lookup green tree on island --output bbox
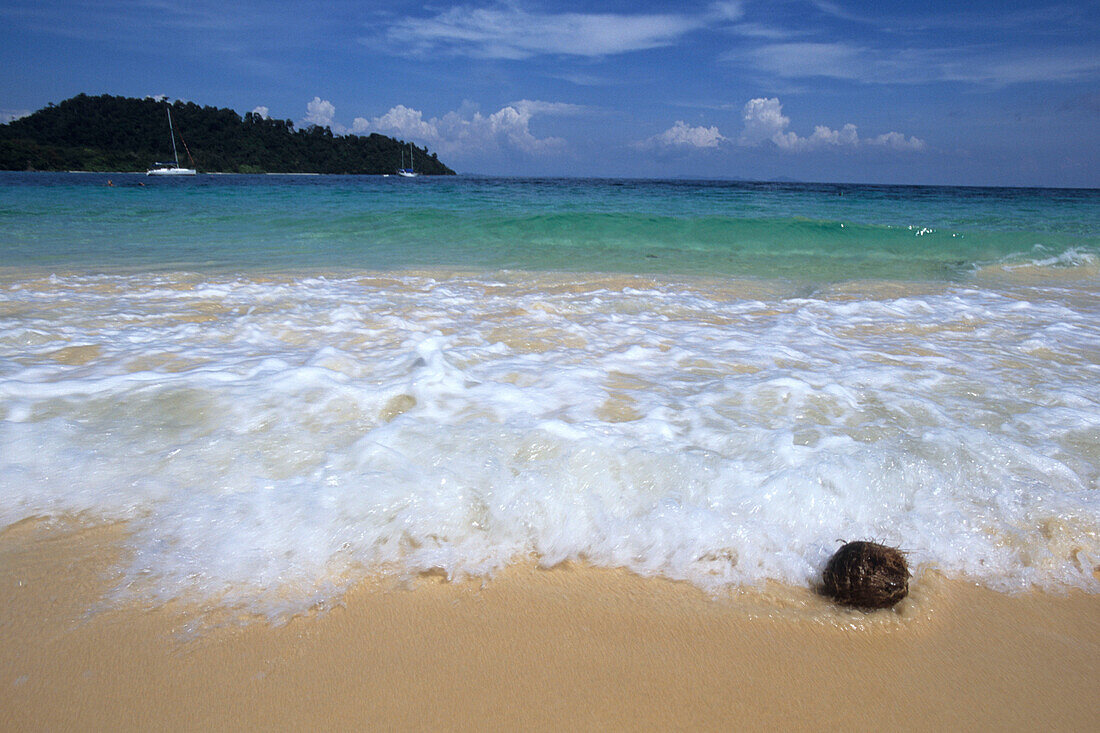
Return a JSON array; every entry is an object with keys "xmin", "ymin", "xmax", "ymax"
[{"xmin": 0, "ymin": 94, "xmax": 456, "ymax": 175}]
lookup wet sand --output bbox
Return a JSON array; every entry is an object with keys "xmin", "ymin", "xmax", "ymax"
[{"xmin": 1, "ymin": 520, "xmax": 1098, "ymax": 731}]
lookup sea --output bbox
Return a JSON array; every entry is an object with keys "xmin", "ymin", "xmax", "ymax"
[{"xmin": 2, "ymin": 172, "xmax": 1098, "ymax": 620}]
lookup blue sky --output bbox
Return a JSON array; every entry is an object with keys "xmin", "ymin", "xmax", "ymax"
[{"xmin": 1, "ymin": 0, "xmax": 1098, "ymax": 186}]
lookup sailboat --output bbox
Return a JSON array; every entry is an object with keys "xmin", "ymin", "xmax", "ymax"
[
  {"xmin": 147, "ymin": 104, "xmax": 196, "ymax": 176},
  {"xmin": 396, "ymin": 143, "xmax": 419, "ymax": 178}
]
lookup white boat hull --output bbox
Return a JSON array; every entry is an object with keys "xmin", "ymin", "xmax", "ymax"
[{"xmin": 147, "ymin": 167, "xmax": 197, "ymax": 176}]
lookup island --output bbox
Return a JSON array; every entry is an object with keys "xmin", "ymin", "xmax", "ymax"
[{"xmin": 0, "ymin": 94, "xmax": 456, "ymax": 175}]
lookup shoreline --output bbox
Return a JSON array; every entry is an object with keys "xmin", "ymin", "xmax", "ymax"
[{"xmin": 2, "ymin": 521, "xmax": 1097, "ymax": 730}]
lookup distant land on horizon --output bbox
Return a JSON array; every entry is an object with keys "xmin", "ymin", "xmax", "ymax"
[{"xmin": 0, "ymin": 94, "xmax": 456, "ymax": 175}]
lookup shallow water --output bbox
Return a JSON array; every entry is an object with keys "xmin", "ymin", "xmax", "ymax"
[
  {"xmin": 1, "ymin": 173, "xmax": 1098, "ymax": 619},
  {"xmin": 3, "ymin": 173, "xmax": 1097, "ymax": 280}
]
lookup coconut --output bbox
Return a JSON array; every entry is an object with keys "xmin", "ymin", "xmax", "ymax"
[{"xmin": 821, "ymin": 541, "xmax": 910, "ymax": 610}]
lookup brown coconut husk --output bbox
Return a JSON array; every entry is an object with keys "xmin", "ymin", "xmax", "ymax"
[{"xmin": 821, "ymin": 540, "xmax": 910, "ymax": 610}]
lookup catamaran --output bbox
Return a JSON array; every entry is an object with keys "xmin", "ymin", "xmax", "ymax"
[
  {"xmin": 396, "ymin": 144, "xmax": 418, "ymax": 178},
  {"xmin": 147, "ymin": 104, "xmax": 196, "ymax": 176}
]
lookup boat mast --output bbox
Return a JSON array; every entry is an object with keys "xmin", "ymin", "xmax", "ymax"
[{"xmin": 166, "ymin": 106, "xmax": 180, "ymax": 167}]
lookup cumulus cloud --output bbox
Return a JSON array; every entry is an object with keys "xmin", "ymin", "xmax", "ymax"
[
  {"xmin": 739, "ymin": 97, "xmax": 791, "ymax": 146},
  {"xmin": 359, "ymin": 99, "xmax": 585, "ymax": 156},
  {"xmin": 302, "ymin": 97, "xmax": 338, "ymax": 129},
  {"xmin": 638, "ymin": 97, "xmax": 923, "ymax": 154},
  {"xmin": 865, "ymin": 131, "xmax": 927, "ymax": 151},
  {"xmin": 375, "ymin": 2, "xmax": 743, "ymax": 59},
  {"xmin": 355, "ymin": 104, "xmax": 436, "ymax": 139},
  {"xmin": 641, "ymin": 120, "xmax": 727, "ymax": 149},
  {"xmin": 251, "ymin": 106, "xmax": 270, "ymax": 120},
  {"xmin": 739, "ymin": 97, "xmax": 925, "ymax": 152}
]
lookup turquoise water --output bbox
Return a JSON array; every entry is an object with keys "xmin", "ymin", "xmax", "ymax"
[
  {"xmin": 2, "ymin": 172, "xmax": 1098, "ymax": 621},
  {"xmin": 3, "ymin": 173, "xmax": 1097, "ymax": 280}
]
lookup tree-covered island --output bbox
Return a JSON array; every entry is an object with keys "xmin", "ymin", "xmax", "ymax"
[{"xmin": 0, "ymin": 94, "xmax": 456, "ymax": 175}]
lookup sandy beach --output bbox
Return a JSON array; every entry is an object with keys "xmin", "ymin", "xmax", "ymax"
[
  {"xmin": 3, "ymin": 178, "xmax": 1099, "ymax": 733},
  {"xmin": 2, "ymin": 519, "xmax": 1097, "ymax": 731}
]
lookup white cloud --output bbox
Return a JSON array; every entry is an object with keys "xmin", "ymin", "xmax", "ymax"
[
  {"xmin": 810, "ymin": 1, "xmax": 875, "ymax": 24},
  {"xmin": 739, "ymin": 97, "xmax": 791, "ymax": 146},
  {"xmin": 733, "ymin": 42, "xmax": 1100, "ymax": 87},
  {"xmin": 865, "ymin": 131, "xmax": 926, "ymax": 151},
  {"xmin": 805, "ymin": 123, "xmax": 861, "ymax": 147},
  {"xmin": 739, "ymin": 97, "xmax": 925, "ymax": 152},
  {"xmin": 1, "ymin": 108, "xmax": 31, "ymax": 124},
  {"xmin": 711, "ymin": 2, "xmax": 745, "ymax": 22},
  {"xmin": 302, "ymin": 97, "xmax": 337, "ymax": 129},
  {"xmin": 377, "ymin": 4, "xmax": 712, "ymax": 59},
  {"xmin": 937, "ymin": 48, "xmax": 1100, "ymax": 86},
  {"xmin": 355, "ymin": 104, "xmax": 436, "ymax": 139},
  {"xmin": 251, "ymin": 105, "xmax": 270, "ymax": 120},
  {"xmin": 641, "ymin": 120, "xmax": 727, "ymax": 149},
  {"xmin": 510, "ymin": 99, "xmax": 587, "ymax": 117},
  {"xmin": 551, "ymin": 71, "xmax": 616, "ymax": 87},
  {"xmin": 361, "ymin": 99, "xmax": 583, "ymax": 156},
  {"xmin": 727, "ymin": 22, "xmax": 796, "ymax": 40},
  {"xmin": 741, "ymin": 43, "xmax": 866, "ymax": 81},
  {"xmin": 638, "ymin": 98, "xmax": 924, "ymax": 154}
]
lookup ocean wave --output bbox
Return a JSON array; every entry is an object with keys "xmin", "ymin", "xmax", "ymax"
[
  {"xmin": 972, "ymin": 244, "xmax": 1100, "ymax": 283},
  {"xmin": 1000, "ymin": 245, "xmax": 1098, "ymax": 269},
  {"xmin": 2, "ymin": 272, "xmax": 1098, "ymax": 620}
]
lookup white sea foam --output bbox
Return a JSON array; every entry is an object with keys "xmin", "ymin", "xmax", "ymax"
[
  {"xmin": 975, "ymin": 245, "xmax": 1100, "ymax": 283},
  {"xmin": 1, "ymin": 272, "xmax": 1098, "ymax": 619},
  {"xmin": 1013, "ymin": 245, "xmax": 1097, "ymax": 269}
]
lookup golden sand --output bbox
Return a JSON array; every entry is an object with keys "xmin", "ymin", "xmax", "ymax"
[{"xmin": 1, "ymin": 520, "xmax": 1097, "ymax": 731}]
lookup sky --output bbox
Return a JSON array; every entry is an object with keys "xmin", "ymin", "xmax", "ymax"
[{"xmin": 1, "ymin": 0, "xmax": 1098, "ymax": 186}]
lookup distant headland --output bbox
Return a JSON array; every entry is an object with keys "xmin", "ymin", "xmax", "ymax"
[{"xmin": 0, "ymin": 94, "xmax": 456, "ymax": 175}]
